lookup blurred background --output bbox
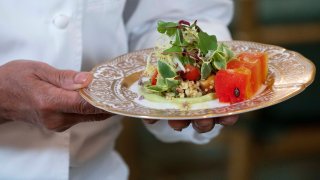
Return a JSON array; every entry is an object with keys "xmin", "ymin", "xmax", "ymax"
[{"xmin": 117, "ymin": 0, "xmax": 320, "ymax": 179}]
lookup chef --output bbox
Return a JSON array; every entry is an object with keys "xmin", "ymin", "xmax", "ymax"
[{"xmin": 0, "ymin": 0, "xmax": 237, "ymax": 179}]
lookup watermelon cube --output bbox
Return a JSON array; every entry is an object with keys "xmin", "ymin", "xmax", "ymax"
[
  {"xmin": 215, "ymin": 67, "xmax": 252, "ymax": 103},
  {"xmin": 227, "ymin": 58, "xmax": 262, "ymax": 93},
  {"xmin": 237, "ymin": 52, "xmax": 268, "ymax": 83}
]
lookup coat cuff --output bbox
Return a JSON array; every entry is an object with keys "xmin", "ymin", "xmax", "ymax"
[{"xmin": 144, "ymin": 120, "xmax": 223, "ymax": 145}]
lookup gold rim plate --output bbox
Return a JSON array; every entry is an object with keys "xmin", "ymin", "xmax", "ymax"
[{"xmin": 79, "ymin": 41, "xmax": 316, "ymax": 120}]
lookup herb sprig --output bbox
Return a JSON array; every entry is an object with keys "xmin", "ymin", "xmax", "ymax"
[{"xmin": 144, "ymin": 20, "xmax": 234, "ymax": 93}]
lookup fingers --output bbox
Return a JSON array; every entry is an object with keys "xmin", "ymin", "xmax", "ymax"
[
  {"xmin": 147, "ymin": 115, "xmax": 238, "ymax": 134},
  {"xmin": 142, "ymin": 119, "xmax": 158, "ymax": 124},
  {"xmin": 64, "ymin": 94, "xmax": 107, "ymax": 114},
  {"xmin": 167, "ymin": 119, "xmax": 215, "ymax": 133},
  {"xmin": 215, "ymin": 115, "xmax": 239, "ymax": 126},
  {"xmin": 35, "ymin": 62, "xmax": 93, "ymax": 90},
  {"xmin": 143, "ymin": 119, "xmax": 193, "ymax": 132},
  {"xmin": 192, "ymin": 118, "xmax": 215, "ymax": 133},
  {"xmin": 168, "ymin": 120, "xmax": 191, "ymax": 131},
  {"xmin": 30, "ymin": 63, "xmax": 102, "ymax": 114},
  {"xmin": 58, "ymin": 95, "xmax": 107, "ymax": 114},
  {"xmin": 34, "ymin": 86, "xmax": 106, "ymax": 114}
]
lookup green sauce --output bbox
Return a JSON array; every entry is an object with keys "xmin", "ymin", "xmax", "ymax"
[{"xmin": 139, "ymin": 87, "xmax": 216, "ymax": 105}]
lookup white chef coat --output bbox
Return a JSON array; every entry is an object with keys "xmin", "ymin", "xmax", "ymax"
[{"xmin": 0, "ymin": 0, "xmax": 233, "ymax": 179}]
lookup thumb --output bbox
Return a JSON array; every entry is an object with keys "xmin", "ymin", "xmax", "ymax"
[{"xmin": 36, "ymin": 63, "xmax": 93, "ymax": 90}]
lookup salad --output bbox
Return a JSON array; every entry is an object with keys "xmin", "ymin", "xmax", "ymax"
[{"xmin": 140, "ymin": 20, "xmax": 268, "ymax": 106}]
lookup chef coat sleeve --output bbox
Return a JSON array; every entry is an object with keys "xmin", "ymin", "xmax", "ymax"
[{"xmin": 125, "ymin": 0, "xmax": 233, "ymax": 144}]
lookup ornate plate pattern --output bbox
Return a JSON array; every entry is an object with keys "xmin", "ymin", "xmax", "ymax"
[{"xmin": 79, "ymin": 41, "xmax": 316, "ymax": 119}]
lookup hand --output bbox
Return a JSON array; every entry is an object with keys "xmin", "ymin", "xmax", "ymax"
[
  {"xmin": 144, "ymin": 115, "xmax": 239, "ymax": 133},
  {"xmin": 0, "ymin": 60, "xmax": 112, "ymax": 131}
]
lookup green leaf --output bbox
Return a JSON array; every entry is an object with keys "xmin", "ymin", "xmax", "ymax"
[
  {"xmin": 179, "ymin": 55, "xmax": 194, "ymax": 66},
  {"xmin": 165, "ymin": 78, "xmax": 180, "ymax": 90},
  {"xmin": 163, "ymin": 46, "xmax": 182, "ymax": 54},
  {"xmin": 201, "ymin": 62, "xmax": 212, "ymax": 80},
  {"xmin": 212, "ymin": 51, "xmax": 227, "ymax": 70},
  {"xmin": 203, "ymin": 49, "xmax": 215, "ymax": 62},
  {"xmin": 175, "ymin": 29, "xmax": 183, "ymax": 45},
  {"xmin": 144, "ymin": 76, "xmax": 179, "ymax": 93},
  {"xmin": 157, "ymin": 60, "xmax": 176, "ymax": 78},
  {"xmin": 156, "ymin": 76, "xmax": 166, "ymax": 87},
  {"xmin": 144, "ymin": 76, "xmax": 173, "ymax": 93},
  {"xmin": 172, "ymin": 29, "xmax": 188, "ymax": 47},
  {"xmin": 197, "ymin": 31, "xmax": 217, "ymax": 54},
  {"xmin": 218, "ymin": 43, "xmax": 234, "ymax": 62},
  {"xmin": 145, "ymin": 85, "xmax": 168, "ymax": 93},
  {"xmin": 157, "ymin": 21, "xmax": 178, "ymax": 37}
]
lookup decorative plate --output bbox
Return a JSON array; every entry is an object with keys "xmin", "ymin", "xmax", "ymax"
[{"xmin": 79, "ymin": 41, "xmax": 315, "ymax": 120}]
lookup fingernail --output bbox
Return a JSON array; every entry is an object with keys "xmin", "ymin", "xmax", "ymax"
[
  {"xmin": 174, "ymin": 128, "xmax": 182, "ymax": 132},
  {"xmin": 74, "ymin": 72, "xmax": 90, "ymax": 84},
  {"xmin": 194, "ymin": 120, "xmax": 211, "ymax": 127}
]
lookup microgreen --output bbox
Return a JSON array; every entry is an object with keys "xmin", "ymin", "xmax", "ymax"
[
  {"xmin": 197, "ymin": 31, "xmax": 218, "ymax": 54},
  {"xmin": 146, "ymin": 20, "xmax": 235, "ymax": 93},
  {"xmin": 157, "ymin": 21, "xmax": 179, "ymax": 37}
]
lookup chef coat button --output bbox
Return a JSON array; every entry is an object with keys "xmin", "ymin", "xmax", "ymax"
[{"xmin": 53, "ymin": 14, "xmax": 69, "ymax": 29}]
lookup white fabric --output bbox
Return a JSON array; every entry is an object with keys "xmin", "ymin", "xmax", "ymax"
[
  {"xmin": 145, "ymin": 121, "xmax": 224, "ymax": 145},
  {"xmin": 0, "ymin": 0, "xmax": 233, "ymax": 179}
]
